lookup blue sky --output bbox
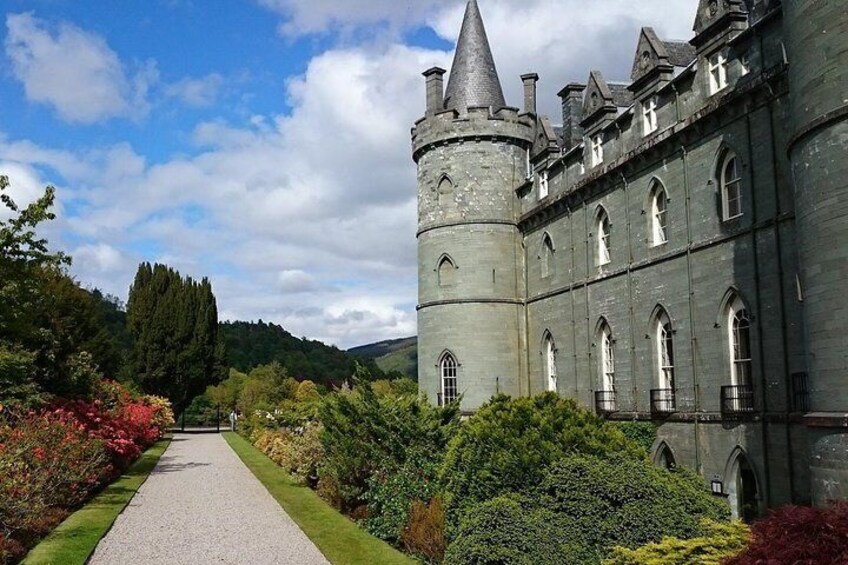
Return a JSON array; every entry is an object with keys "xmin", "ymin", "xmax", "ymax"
[{"xmin": 0, "ymin": 0, "xmax": 698, "ymax": 348}]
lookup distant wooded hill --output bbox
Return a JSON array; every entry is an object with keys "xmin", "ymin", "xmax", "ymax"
[
  {"xmin": 348, "ymin": 336, "xmax": 418, "ymax": 379},
  {"xmin": 219, "ymin": 320, "xmax": 386, "ymax": 384}
]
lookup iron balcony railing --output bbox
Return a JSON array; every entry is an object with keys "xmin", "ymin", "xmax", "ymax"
[
  {"xmin": 792, "ymin": 372, "xmax": 810, "ymax": 413},
  {"xmin": 721, "ymin": 384, "xmax": 755, "ymax": 415},
  {"xmin": 595, "ymin": 390, "xmax": 617, "ymax": 415},
  {"xmin": 650, "ymin": 388, "xmax": 676, "ymax": 415}
]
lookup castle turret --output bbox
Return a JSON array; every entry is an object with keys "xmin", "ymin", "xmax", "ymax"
[
  {"xmin": 412, "ymin": 0, "xmax": 533, "ymax": 411},
  {"xmin": 783, "ymin": 0, "xmax": 848, "ymax": 505}
]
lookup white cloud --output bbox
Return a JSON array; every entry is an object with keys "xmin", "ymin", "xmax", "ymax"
[
  {"xmin": 4, "ymin": 13, "xmax": 157, "ymax": 123},
  {"xmin": 164, "ymin": 73, "xmax": 224, "ymax": 107},
  {"xmin": 1, "ymin": 0, "xmax": 703, "ymax": 348}
]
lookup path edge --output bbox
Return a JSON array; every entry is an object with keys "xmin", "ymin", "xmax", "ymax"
[
  {"xmin": 22, "ymin": 436, "xmax": 172, "ymax": 565},
  {"xmin": 222, "ymin": 431, "xmax": 416, "ymax": 565}
]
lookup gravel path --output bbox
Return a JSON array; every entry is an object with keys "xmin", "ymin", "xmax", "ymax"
[{"xmin": 89, "ymin": 433, "xmax": 330, "ymax": 565}]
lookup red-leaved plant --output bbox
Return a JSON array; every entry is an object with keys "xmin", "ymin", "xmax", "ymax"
[{"xmin": 726, "ymin": 500, "xmax": 848, "ymax": 565}]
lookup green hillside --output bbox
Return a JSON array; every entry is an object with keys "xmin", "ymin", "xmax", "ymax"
[{"xmin": 348, "ymin": 336, "xmax": 418, "ymax": 379}]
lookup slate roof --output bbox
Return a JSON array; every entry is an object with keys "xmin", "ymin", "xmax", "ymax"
[
  {"xmin": 608, "ymin": 82, "xmax": 634, "ymax": 108},
  {"xmin": 663, "ymin": 41, "xmax": 697, "ymax": 67},
  {"xmin": 443, "ymin": 0, "xmax": 506, "ymax": 112}
]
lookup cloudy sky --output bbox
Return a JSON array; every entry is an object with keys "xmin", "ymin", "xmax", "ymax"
[{"xmin": 0, "ymin": 0, "xmax": 699, "ymax": 349}]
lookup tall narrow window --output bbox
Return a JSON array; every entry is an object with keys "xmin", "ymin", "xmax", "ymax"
[
  {"xmin": 437, "ymin": 175, "xmax": 453, "ymax": 206},
  {"xmin": 438, "ymin": 255, "xmax": 456, "ymax": 287},
  {"xmin": 597, "ymin": 209, "xmax": 611, "ymax": 266},
  {"xmin": 544, "ymin": 333, "xmax": 557, "ymax": 392},
  {"xmin": 720, "ymin": 151, "xmax": 742, "ymax": 220},
  {"xmin": 591, "ymin": 135, "xmax": 604, "ymax": 167},
  {"xmin": 643, "ymin": 97, "xmax": 658, "ymax": 135},
  {"xmin": 440, "ymin": 353, "xmax": 458, "ymax": 405},
  {"xmin": 655, "ymin": 310, "xmax": 675, "ymax": 391},
  {"xmin": 709, "ymin": 50, "xmax": 728, "ymax": 94},
  {"xmin": 728, "ymin": 298, "xmax": 752, "ymax": 386},
  {"xmin": 538, "ymin": 170, "xmax": 549, "ymax": 200},
  {"xmin": 600, "ymin": 324, "xmax": 615, "ymax": 392},
  {"xmin": 650, "ymin": 181, "xmax": 668, "ymax": 246},
  {"xmin": 541, "ymin": 234, "xmax": 554, "ymax": 279}
]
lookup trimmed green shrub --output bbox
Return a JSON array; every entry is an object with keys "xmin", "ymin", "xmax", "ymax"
[
  {"xmin": 614, "ymin": 421, "xmax": 658, "ymax": 453},
  {"xmin": 443, "ymin": 496, "xmax": 565, "ymax": 565},
  {"xmin": 445, "ymin": 453, "xmax": 729, "ymax": 564},
  {"xmin": 318, "ymin": 380, "xmax": 460, "ymax": 513},
  {"xmin": 604, "ymin": 519, "xmax": 750, "ymax": 565},
  {"xmin": 440, "ymin": 393, "xmax": 644, "ymax": 521}
]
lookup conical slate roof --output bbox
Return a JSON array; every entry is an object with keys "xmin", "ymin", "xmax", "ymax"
[{"xmin": 443, "ymin": 0, "xmax": 506, "ymax": 112}]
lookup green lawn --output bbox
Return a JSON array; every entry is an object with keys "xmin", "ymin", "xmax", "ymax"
[
  {"xmin": 222, "ymin": 431, "xmax": 417, "ymax": 565},
  {"xmin": 22, "ymin": 437, "xmax": 171, "ymax": 565}
]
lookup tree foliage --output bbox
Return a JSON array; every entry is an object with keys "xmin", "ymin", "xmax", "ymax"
[{"xmin": 126, "ymin": 262, "xmax": 226, "ymax": 410}]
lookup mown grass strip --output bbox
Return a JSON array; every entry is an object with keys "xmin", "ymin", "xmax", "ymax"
[
  {"xmin": 223, "ymin": 431, "xmax": 416, "ymax": 565},
  {"xmin": 22, "ymin": 437, "xmax": 172, "ymax": 565}
]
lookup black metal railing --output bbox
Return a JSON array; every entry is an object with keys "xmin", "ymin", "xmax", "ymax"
[
  {"xmin": 650, "ymin": 389, "xmax": 676, "ymax": 414},
  {"xmin": 721, "ymin": 384, "xmax": 755, "ymax": 415},
  {"xmin": 595, "ymin": 390, "xmax": 617, "ymax": 415},
  {"xmin": 792, "ymin": 372, "xmax": 810, "ymax": 413}
]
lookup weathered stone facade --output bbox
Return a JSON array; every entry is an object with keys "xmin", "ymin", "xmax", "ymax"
[{"xmin": 413, "ymin": 0, "xmax": 848, "ymax": 519}]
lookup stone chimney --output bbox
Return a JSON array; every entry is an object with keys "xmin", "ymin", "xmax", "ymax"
[
  {"xmin": 423, "ymin": 67, "xmax": 447, "ymax": 114},
  {"xmin": 521, "ymin": 73, "xmax": 539, "ymax": 115},
  {"xmin": 558, "ymin": 83, "xmax": 586, "ymax": 150}
]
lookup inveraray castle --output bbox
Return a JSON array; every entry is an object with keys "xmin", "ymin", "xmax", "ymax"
[{"xmin": 412, "ymin": 0, "xmax": 848, "ymax": 520}]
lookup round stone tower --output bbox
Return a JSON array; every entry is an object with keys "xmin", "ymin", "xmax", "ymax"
[
  {"xmin": 783, "ymin": 0, "xmax": 848, "ymax": 504},
  {"xmin": 412, "ymin": 0, "xmax": 532, "ymax": 411}
]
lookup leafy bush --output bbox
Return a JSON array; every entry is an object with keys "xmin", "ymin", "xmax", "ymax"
[
  {"xmin": 364, "ymin": 449, "xmax": 442, "ymax": 543},
  {"xmin": 604, "ymin": 519, "xmax": 750, "ymax": 565},
  {"xmin": 400, "ymin": 497, "xmax": 447, "ymax": 563},
  {"xmin": 614, "ymin": 421, "xmax": 658, "ymax": 453},
  {"xmin": 445, "ymin": 453, "xmax": 729, "ymax": 564},
  {"xmin": 318, "ymin": 380, "xmax": 459, "ymax": 513},
  {"xmin": 440, "ymin": 393, "xmax": 644, "ymax": 522},
  {"xmin": 443, "ymin": 496, "xmax": 564, "ymax": 565},
  {"xmin": 726, "ymin": 501, "xmax": 848, "ymax": 564}
]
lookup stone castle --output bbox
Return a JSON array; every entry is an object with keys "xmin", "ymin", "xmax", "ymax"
[{"xmin": 412, "ymin": 0, "xmax": 847, "ymax": 519}]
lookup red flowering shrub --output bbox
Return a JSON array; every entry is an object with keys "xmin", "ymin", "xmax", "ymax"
[
  {"xmin": 0, "ymin": 410, "xmax": 109, "ymax": 563},
  {"xmin": 727, "ymin": 501, "xmax": 848, "ymax": 565}
]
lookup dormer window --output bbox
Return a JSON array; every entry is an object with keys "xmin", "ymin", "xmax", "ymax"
[
  {"xmin": 591, "ymin": 135, "xmax": 604, "ymax": 168},
  {"xmin": 708, "ymin": 50, "xmax": 728, "ymax": 94},
  {"xmin": 538, "ymin": 171, "xmax": 549, "ymax": 200},
  {"xmin": 643, "ymin": 97, "xmax": 658, "ymax": 136}
]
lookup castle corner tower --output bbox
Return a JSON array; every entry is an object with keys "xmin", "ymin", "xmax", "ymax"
[{"xmin": 412, "ymin": 0, "xmax": 532, "ymax": 411}]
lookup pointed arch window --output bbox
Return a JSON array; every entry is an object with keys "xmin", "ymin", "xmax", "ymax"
[
  {"xmin": 540, "ymin": 234, "xmax": 554, "ymax": 279},
  {"xmin": 720, "ymin": 150, "xmax": 742, "ymax": 220},
  {"xmin": 438, "ymin": 255, "xmax": 456, "ymax": 287},
  {"xmin": 596, "ymin": 209, "xmax": 611, "ymax": 266},
  {"xmin": 650, "ymin": 181, "xmax": 668, "ymax": 246},
  {"xmin": 437, "ymin": 175, "xmax": 453, "ymax": 206},
  {"xmin": 440, "ymin": 353, "xmax": 458, "ymax": 405},
  {"xmin": 655, "ymin": 309, "xmax": 675, "ymax": 392},
  {"xmin": 544, "ymin": 333, "xmax": 557, "ymax": 392},
  {"xmin": 728, "ymin": 297, "xmax": 752, "ymax": 386},
  {"xmin": 600, "ymin": 323, "xmax": 615, "ymax": 392}
]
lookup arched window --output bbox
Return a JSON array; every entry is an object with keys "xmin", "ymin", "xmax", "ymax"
[
  {"xmin": 599, "ymin": 322, "xmax": 615, "ymax": 392},
  {"xmin": 656, "ymin": 443, "xmax": 677, "ymax": 470},
  {"xmin": 720, "ymin": 150, "xmax": 742, "ymax": 220},
  {"xmin": 726, "ymin": 449, "xmax": 760, "ymax": 522},
  {"xmin": 544, "ymin": 333, "xmax": 557, "ymax": 392},
  {"xmin": 438, "ymin": 255, "xmax": 456, "ymax": 287},
  {"xmin": 596, "ymin": 208, "xmax": 611, "ymax": 266},
  {"xmin": 728, "ymin": 297, "xmax": 752, "ymax": 386},
  {"xmin": 649, "ymin": 181, "xmax": 668, "ymax": 246},
  {"xmin": 437, "ymin": 175, "xmax": 453, "ymax": 206},
  {"xmin": 654, "ymin": 309, "xmax": 675, "ymax": 392},
  {"xmin": 440, "ymin": 353, "xmax": 458, "ymax": 405},
  {"xmin": 540, "ymin": 234, "xmax": 554, "ymax": 279}
]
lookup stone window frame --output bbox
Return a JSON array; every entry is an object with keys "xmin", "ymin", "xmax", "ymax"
[
  {"xmin": 651, "ymin": 306, "xmax": 676, "ymax": 393},
  {"xmin": 595, "ymin": 205, "xmax": 612, "ymax": 267},
  {"xmin": 591, "ymin": 134, "xmax": 604, "ymax": 168},
  {"xmin": 648, "ymin": 179, "xmax": 669, "ymax": 247},
  {"xmin": 538, "ymin": 170, "xmax": 549, "ymax": 200},
  {"xmin": 542, "ymin": 330, "xmax": 557, "ymax": 393},
  {"xmin": 437, "ymin": 254, "xmax": 457, "ymax": 287},
  {"xmin": 719, "ymin": 292, "xmax": 754, "ymax": 387},
  {"xmin": 708, "ymin": 49, "xmax": 729, "ymax": 95},
  {"xmin": 642, "ymin": 96, "xmax": 658, "ymax": 136},
  {"xmin": 540, "ymin": 232, "xmax": 555, "ymax": 279},
  {"xmin": 718, "ymin": 148, "xmax": 743, "ymax": 221},
  {"xmin": 439, "ymin": 351, "xmax": 459, "ymax": 405},
  {"xmin": 596, "ymin": 319, "xmax": 616, "ymax": 394}
]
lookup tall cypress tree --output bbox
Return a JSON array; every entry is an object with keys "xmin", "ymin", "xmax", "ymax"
[{"xmin": 126, "ymin": 263, "xmax": 225, "ymax": 410}]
